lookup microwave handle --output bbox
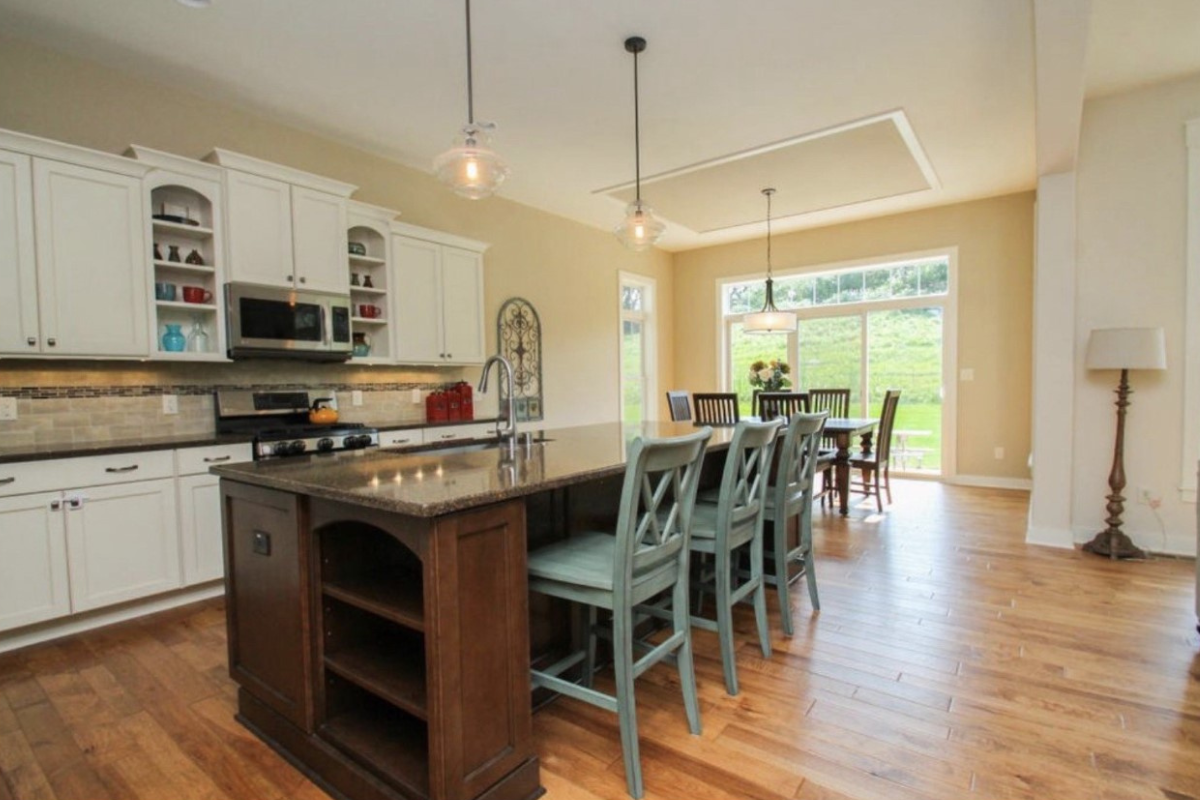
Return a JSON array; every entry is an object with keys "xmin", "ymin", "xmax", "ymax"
[{"xmin": 321, "ymin": 305, "xmax": 330, "ymax": 346}]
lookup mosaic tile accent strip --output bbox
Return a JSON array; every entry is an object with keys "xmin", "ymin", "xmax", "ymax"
[{"xmin": 1, "ymin": 382, "xmax": 453, "ymax": 399}]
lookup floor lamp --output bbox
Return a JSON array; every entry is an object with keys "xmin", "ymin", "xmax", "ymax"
[{"xmin": 1082, "ymin": 327, "xmax": 1166, "ymax": 559}]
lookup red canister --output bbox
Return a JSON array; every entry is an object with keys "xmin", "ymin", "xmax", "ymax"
[
  {"xmin": 425, "ymin": 390, "xmax": 448, "ymax": 423},
  {"xmin": 457, "ymin": 381, "xmax": 474, "ymax": 420},
  {"xmin": 446, "ymin": 386, "xmax": 462, "ymax": 421}
]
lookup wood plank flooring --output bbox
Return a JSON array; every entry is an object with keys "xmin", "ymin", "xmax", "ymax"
[{"xmin": 1, "ymin": 481, "xmax": 1197, "ymax": 799}]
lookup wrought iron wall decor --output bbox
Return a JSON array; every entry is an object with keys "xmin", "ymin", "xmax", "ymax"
[{"xmin": 497, "ymin": 297, "xmax": 543, "ymax": 421}]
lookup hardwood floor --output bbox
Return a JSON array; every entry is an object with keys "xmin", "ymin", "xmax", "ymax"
[{"xmin": 1, "ymin": 481, "xmax": 1197, "ymax": 799}]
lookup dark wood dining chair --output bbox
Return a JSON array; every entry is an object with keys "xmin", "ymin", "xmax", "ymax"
[
  {"xmin": 757, "ymin": 391, "xmax": 810, "ymax": 420},
  {"xmin": 849, "ymin": 389, "xmax": 901, "ymax": 512},
  {"xmin": 692, "ymin": 393, "xmax": 740, "ymax": 426},
  {"xmin": 665, "ymin": 390, "xmax": 692, "ymax": 422},
  {"xmin": 807, "ymin": 389, "xmax": 851, "ymax": 506}
]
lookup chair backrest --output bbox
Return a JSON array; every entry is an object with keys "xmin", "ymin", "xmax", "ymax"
[
  {"xmin": 758, "ymin": 391, "xmax": 810, "ymax": 420},
  {"xmin": 693, "ymin": 393, "xmax": 740, "ymax": 425},
  {"xmin": 665, "ymin": 390, "xmax": 692, "ymax": 422},
  {"xmin": 714, "ymin": 419, "xmax": 782, "ymax": 550},
  {"xmin": 808, "ymin": 388, "xmax": 850, "ymax": 419},
  {"xmin": 772, "ymin": 412, "xmax": 828, "ymax": 520},
  {"xmin": 614, "ymin": 427, "xmax": 713, "ymax": 594},
  {"xmin": 875, "ymin": 389, "xmax": 902, "ymax": 461}
]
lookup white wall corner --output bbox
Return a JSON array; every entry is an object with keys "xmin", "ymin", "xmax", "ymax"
[
  {"xmin": 1025, "ymin": 525, "xmax": 1076, "ymax": 550},
  {"xmin": 1180, "ymin": 118, "xmax": 1200, "ymax": 502},
  {"xmin": 950, "ymin": 475, "xmax": 1032, "ymax": 492}
]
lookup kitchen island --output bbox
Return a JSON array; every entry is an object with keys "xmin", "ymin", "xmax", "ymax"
[{"xmin": 212, "ymin": 421, "xmax": 735, "ymax": 800}]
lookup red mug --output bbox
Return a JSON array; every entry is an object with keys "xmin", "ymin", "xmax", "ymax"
[
  {"xmin": 182, "ymin": 286, "xmax": 213, "ymax": 304},
  {"xmin": 359, "ymin": 304, "xmax": 381, "ymax": 318}
]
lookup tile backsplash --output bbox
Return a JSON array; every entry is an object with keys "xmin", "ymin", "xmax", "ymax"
[{"xmin": 0, "ymin": 360, "xmax": 489, "ymax": 446}]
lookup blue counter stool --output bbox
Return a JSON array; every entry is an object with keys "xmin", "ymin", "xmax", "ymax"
[
  {"xmin": 686, "ymin": 418, "xmax": 781, "ymax": 695},
  {"xmin": 763, "ymin": 412, "xmax": 827, "ymax": 635},
  {"xmin": 526, "ymin": 427, "xmax": 712, "ymax": 799}
]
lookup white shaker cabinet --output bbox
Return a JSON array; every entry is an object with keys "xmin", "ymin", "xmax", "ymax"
[
  {"xmin": 64, "ymin": 478, "xmax": 180, "ymax": 613},
  {"xmin": 0, "ymin": 491, "xmax": 70, "ymax": 632},
  {"xmin": 0, "ymin": 150, "xmax": 38, "ymax": 354},
  {"xmin": 224, "ymin": 169, "xmax": 295, "ymax": 288},
  {"xmin": 175, "ymin": 443, "xmax": 253, "ymax": 585},
  {"xmin": 291, "ymin": 185, "xmax": 349, "ymax": 292},
  {"xmin": 31, "ymin": 159, "xmax": 149, "ymax": 357},
  {"xmin": 392, "ymin": 223, "xmax": 488, "ymax": 365}
]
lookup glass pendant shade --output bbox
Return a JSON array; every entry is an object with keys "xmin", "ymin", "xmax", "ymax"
[
  {"xmin": 433, "ymin": 124, "xmax": 510, "ymax": 199},
  {"xmin": 744, "ymin": 277, "xmax": 797, "ymax": 333},
  {"xmin": 614, "ymin": 200, "xmax": 666, "ymax": 251}
]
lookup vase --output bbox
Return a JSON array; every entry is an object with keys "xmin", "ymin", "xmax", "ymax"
[
  {"xmin": 162, "ymin": 324, "xmax": 186, "ymax": 352},
  {"xmin": 186, "ymin": 316, "xmax": 209, "ymax": 353}
]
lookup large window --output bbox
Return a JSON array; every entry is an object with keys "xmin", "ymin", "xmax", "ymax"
[
  {"xmin": 721, "ymin": 254, "xmax": 955, "ymax": 476},
  {"xmin": 619, "ymin": 274, "xmax": 656, "ymax": 423}
]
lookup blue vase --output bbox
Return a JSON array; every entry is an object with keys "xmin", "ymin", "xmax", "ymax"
[{"xmin": 162, "ymin": 324, "xmax": 186, "ymax": 352}]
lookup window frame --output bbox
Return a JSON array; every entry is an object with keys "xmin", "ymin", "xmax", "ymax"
[{"xmin": 618, "ymin": 271, "xmax": 658, "ymax": 424}]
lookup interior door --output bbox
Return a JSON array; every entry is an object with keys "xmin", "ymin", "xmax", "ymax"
[
  {"xmin": 32, "ymin": 159, "xmax": 149, "ymax": 356},
  {"xmin": 0, "ymin": 150, "xmax": 39, "ymax": 354}
]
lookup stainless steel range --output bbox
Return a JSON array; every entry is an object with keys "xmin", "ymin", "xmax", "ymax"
[{"xmin": 215, "ymin": 390, "xmax": 379, "ymax": 460}]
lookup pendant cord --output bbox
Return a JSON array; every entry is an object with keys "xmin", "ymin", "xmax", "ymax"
[
  {"xmin": 633, "ymin": 46, "xmax": 641, "ymax": 205},
  {"xmin": 465, "ymin": 0, "xmax": 475, "ymax": 125},
  {"xmin": 766, "ymin": 189, "xmax": 773, "ymax": 278}
]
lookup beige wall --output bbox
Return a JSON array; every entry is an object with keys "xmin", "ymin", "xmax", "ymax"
[
  {"xmin": 0, "ymin": 34, "xmax": 674, "ymax": 429},
  {"xmin": 672, "ymin": 192, "xmax": 1035, "ymax": 480},
  {"xmin": 1072, "ymin": 72, "xmax": 1200, "ymax": 555}
]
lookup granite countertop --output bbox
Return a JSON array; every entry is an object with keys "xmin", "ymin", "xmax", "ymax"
[
  {"xmin": 210, "ymin": 421, "xmax": 734, "ymax": 518},
  {"xmin": 0, "ymin": 416, "xmax": 505, "ymax": 465}
]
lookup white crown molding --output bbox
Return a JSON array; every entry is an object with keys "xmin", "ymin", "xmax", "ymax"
[
  {"xmin": 390, "ymin": 220, "xmax": 489, "ymax": 253},
  {"xmin": 0, "ymin": 127, "xmax": 150, "ymax": 177},
  {"xmin": 125, "ymin": 144, "xmax": 225, "ymax": 181},
  {"xmin": 204, "ymin": 148, "xmax": 356, "ymax": 197},
  {"xmin": 347, "ymin": 199, "xmax": 401, "ymax": 224}
]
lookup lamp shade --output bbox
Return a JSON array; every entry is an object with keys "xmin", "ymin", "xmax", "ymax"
[{"xmin": 1085, "ymin": 327, "xmax": 1166, "ymax": 371}]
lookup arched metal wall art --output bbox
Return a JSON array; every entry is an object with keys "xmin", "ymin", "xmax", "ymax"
[{"xmin": 497, "ymin": 297, "xmax": 543, "ymax": 421}]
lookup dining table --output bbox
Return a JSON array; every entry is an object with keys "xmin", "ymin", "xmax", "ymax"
[{"xmin": 821, "ymin": 417, "xmax": 880, "ymax": 515}]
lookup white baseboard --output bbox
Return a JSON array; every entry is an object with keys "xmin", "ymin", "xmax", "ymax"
[
  {"xmin": 948, "ymin": 474, "xmax": 1033, "ymax": 491},
  {"xmin": 1025, "ymin": 524, "xmax": 1075, "ymax": 549},
  {"xmin": 0, "ymin": 582, "xmax": 225, "ymax": 655},
  {"xmin": 1071, "ymin": 526, "xmax": 1197, "ymax": 558}
]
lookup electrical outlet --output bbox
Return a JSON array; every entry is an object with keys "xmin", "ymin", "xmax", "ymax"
[
  {"xmin": 351, "ymin": 390, "xmax": 364, "ymax": 407},
  {"xmin": 162, "ymin": 394, "xmax": 178, "ymax": 415},
  {"xmin": 1138, "ymin": 488, "xmax": 1162, "ymax": 509},
  {"xmin": 411, "ymin": 389, "xmax": 422, "ymax": 404},
  {"xmin": 960, "ymin": 368, "xmax": 975, "ymax": 381},
  {"xmin": 994, "ymin": 446, "xmax": 1004, "ymax": 460},
  {"xmin": 0, "ymin": 397, "xmax": 16, "ymax": 421}
]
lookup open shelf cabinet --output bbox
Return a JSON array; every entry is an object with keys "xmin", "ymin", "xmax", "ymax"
[{"xmin": 346, "ymin": 202, "xmax": 398, "ymax": 364}]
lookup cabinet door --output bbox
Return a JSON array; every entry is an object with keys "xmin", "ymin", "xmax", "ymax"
[
  {"xmin": 0, "ymin": 492, "xmax": 70, "ymax": 632},
  {"xmin": 440, "ymin": 246, "xmax": 486, "ymax": 364},
  {"xmin": 32, "ymin": 159, "xmax": 149, "ymax": 356},
  {"xmin": 225, "ymin": 170, "xmax": 295, "ymax": 287},
  {"xmin": 0, "ymin": 151, "xmax": 40, "ymax": 355},
  {"xmin": 393, "ymin": 235, "xmax": 445, "ymax": 363},
  {"xmin": 290, "ymin": 186, "xmax": 347, "ymax": 293},
  {"xmin": 65, "ymin": 479, "xmax": 181, "ymax": 612},
  {"xmin": 178, "ymin": 474, "xmax": 225, "ymax": 585}
]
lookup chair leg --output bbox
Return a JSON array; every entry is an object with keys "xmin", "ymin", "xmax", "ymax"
[
  {"xmin": 749, "ymin": 533, "xmax": 772, "ymax": 659},
  {"xmin": 884, "ymin": 465, "xmax": 893, "ymax": 505},
  {"xmin": 714, "ymin": 550, "xmax": 738, "ymax": 696},
  {"xmin": 773, "ymin": 518, "xmax": 794, "ymax": 637},
  {"xmin": 612, "ymin": 608, "xmax": 644, "ymax": 799},
  {"xmin": 801, "ymin": 503, "xmax": 820, "ymax": 611},
  {"xmin": 874, "ymin": 466, "xmax": 884, "ymax": 513},
  {"xmin": 672, "ymin": 576, "xmax": 702, "ymax": 735},
  {"xmin": 583, "ymin": 605, "xmax": 597, "ymax": 688}
]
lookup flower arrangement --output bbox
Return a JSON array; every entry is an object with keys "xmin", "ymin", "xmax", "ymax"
[{"xmin": 747, "ymin": 359, "xmax": 791, "ymax": 392}]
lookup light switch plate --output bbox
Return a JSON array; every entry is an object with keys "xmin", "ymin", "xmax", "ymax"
[
  {"xmin": 411, "ymin": 389, "xmax": 422, "ymax": 404},
  {"xmin": 162, "ymin": 395, "xmax": 178, "ymax": 415},
  {"xmin": 0, "ymin": 397, "xmax": 16, "ymax": 420},
  {"xmin": 352, "ymin": 390, "xmax": 364, "ymax": 406}
]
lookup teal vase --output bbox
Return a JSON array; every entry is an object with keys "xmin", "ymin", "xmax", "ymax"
[{"xmin": 162, "ymin": 324, "xmax": 186, "ymax": 352}]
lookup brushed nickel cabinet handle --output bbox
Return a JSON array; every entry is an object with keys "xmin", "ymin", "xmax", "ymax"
[
  {"xmin": 26, "ymin": 337, "xmax": 35, "ymax": 347},
  {"xmin": 105, "ymin": 465, "xmax": 139, "ymax": 473},
  {"xmin": 0, "ymin": 477, "xmax": 14, "ymax": 485},
  {"xmin": 203, "ymin": 455, "xmax": 232, "ymax": 463},
  {"xmin": 49, "ymin": 500, "xmax": 61, "ymax": 511},
  {"xmin": 47, "ymin": 338, "xmax": 56, "ymax": 347}
]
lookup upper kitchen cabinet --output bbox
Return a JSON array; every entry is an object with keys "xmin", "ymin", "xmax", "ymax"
[
  {"xmin": 392, "ymin": 222, "xmax": 488, "ymax": 365},
  {"xmin": 205, "ymin": 149, "xmax": 355, "ymax": 294},
  {"xmin": 0, "ymin": 129, "xmax": 151, "ymax": 358},
  {"xmin": 127, "ymin": 145, "xmax": 228, "ymax": 361},
  {"xmin": 346, "ymin": 201, "xmax": 399, "ymax": 364}
]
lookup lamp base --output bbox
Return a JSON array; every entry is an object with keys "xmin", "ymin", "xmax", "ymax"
[{"xmin": 1081, "ymin": 529, "xmax": 1146, "ymax": 560}]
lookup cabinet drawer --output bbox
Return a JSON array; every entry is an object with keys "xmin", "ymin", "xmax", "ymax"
[
  {"xmin": 423, "ymin": 422, "xmax": 496, "ymax": 444},
  {"xmin": 0, "ymin": 450, "xmax": 175, "ymax": 498},
  {"xmin": 176, "ymin": 443, "xmax": 253, "ymax": 476},
  {"xmin": 379, "ymin": 429, "xmax": 424, "ymax": 449}
]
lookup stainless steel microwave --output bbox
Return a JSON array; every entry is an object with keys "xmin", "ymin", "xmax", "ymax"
[{"xmin": 225, "ymin": 283, "xmax": 353, "ymax": 361}]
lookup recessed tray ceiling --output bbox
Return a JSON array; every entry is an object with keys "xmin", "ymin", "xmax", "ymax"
[{"xmin": 601, "ymin": 111, "xmax": 938, "ymax": 233}]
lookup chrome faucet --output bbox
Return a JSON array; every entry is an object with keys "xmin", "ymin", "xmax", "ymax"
[{"xmin": 478, "ymin": 355, "xmax": 518, "ymax": 445}]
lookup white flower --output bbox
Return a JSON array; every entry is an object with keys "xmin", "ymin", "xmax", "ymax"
[{"xmin": 758, "ymin": 367, "xmax": 774, "ymax": 381}]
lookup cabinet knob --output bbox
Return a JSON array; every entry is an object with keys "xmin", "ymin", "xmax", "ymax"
[
  {"xmin": 286, "ymin": 275, "xmax": 294, "ymax": 282},
  {"xmin": 47, "ymin": 338, "xmax": 57, "ymax": 347},
  {"xmin": 26, "ymin": 337, "xmax": 35, "ymax": 347},
  {"xmin": 446, "ymin": 353, "xmax": 452, "ymax": 359},
  {"xmin": 298, "ymin": 276, "xmax": 307, "ymax": 284},
  {"xmin": 67, "ymin": 497, "xmax": 83, "ymax": 509},
  {"xmin": 50, "ymin": 500, "xmax": 61, "ymax": 511}
]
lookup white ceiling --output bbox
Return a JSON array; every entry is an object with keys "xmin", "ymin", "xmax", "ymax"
[{"xmin": 2, "ymin": 0, "xmax": 1199, "ymax": 252}]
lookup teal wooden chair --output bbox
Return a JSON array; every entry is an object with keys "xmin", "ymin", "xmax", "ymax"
[
  {"xmin": 526, "ymin": 427, "xmax": 712, "ymax": 799},
  {"xmin": 687, "ymin": 418, "xmax": 781, "ymax": 695},
  {"xmin": 763, "ymin": 412, "xmax": 827, "ymax": 636}
]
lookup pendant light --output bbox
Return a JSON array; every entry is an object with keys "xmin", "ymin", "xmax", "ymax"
[
  {"xmin": 743, "ymin": 188, "xmax": 797, "ymax": 334},
  {"xmin": 614, "ymin": 36, "xmax": 665, "ymax": 251},
  {"xmin": 433, "ymin": 0, "xmax": 509, "ymax": 199}
]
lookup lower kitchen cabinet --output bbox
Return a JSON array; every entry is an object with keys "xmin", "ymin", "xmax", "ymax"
[
  {"xmin": 0, "ymin": 491, "xmax": 70, "ymax": 632},
  {"xmin": 65, "ymin": 478, "xmax": 181, "ymax": 612},
  {"xmin": 178, "ymin": 475, "xmax": 225, "ymax": 585}
]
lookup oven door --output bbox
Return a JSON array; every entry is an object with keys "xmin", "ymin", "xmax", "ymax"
[{"xmin": 226, "ymin": 283, "xmax": 352, "ymax": 360}]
